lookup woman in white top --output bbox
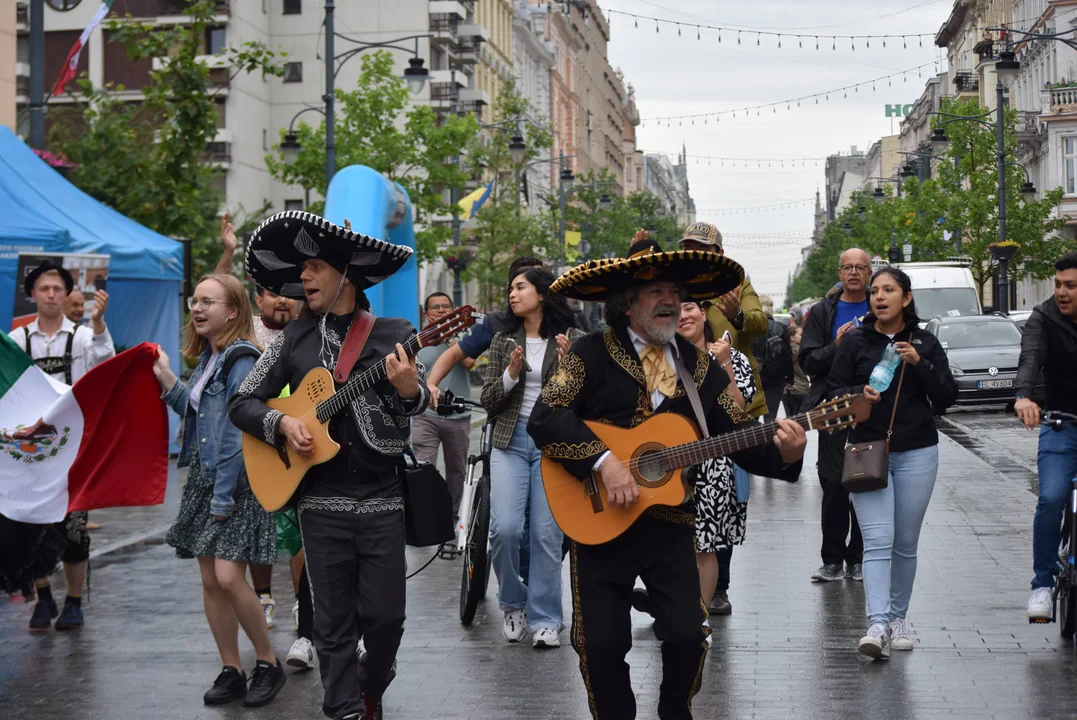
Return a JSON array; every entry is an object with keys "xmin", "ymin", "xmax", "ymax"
[{"xmin": 481, "ymin": 267, "xmax": 584, "ymax": 649}]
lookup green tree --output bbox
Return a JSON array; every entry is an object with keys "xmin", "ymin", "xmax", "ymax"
[
  {"xmin": 265, "ymin": 51, "xmax": 479, "ymax": 265},
  {"xmin": 49, "ymin": 1, "xmax": 283, "ymax": 276}
]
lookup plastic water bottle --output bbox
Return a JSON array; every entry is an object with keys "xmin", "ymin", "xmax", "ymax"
[{"xmin": 869, "ymin": 344, "xmax": 902, "ymax": 392}]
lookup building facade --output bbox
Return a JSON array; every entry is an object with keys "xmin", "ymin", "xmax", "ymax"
[
  {"xmin": 824, "ymin": 147, "xmax": 868, "ymax": 221},
  {"xmin": 512, "ymin": 0, "xmax": 554, "ymax": 212},
  {"xmin": 643, "ymin": 149, "xmax": 695, "ymax": 228}
]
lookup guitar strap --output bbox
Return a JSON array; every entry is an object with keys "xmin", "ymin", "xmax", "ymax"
[
  {"xmin": 673, "ymin": 351, "xmax": 710, "ymax": 440},
  {"xmin": 333, "ymin": 309, "xmax": 376, "ymax": 384}
]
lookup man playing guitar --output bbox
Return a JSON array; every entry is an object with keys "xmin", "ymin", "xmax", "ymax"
[
  {"xmin": 229, "ymin": 212, "xmax": 429, "ymax": 720},
  {"xmin": 527, "ymin": 237, "xmax": 807, "ymax": 720}
]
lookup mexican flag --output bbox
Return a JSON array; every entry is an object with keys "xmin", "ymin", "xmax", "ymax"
[
  {"xmin": 0, "ymin": 335, "xmax": 168, "ymax": 524},
  {"xmin": 50, "ymin": 0, "xmax": 115, "ymax": 96}
]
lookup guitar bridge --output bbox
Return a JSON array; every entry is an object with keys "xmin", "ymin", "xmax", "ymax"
[
  {"xmin": 276, "ymin": 443, "xmax": 291, "ymax": 470},
  {"xmin": 584, "ymin": 474, "xmax": 604, "ymax": 514}
]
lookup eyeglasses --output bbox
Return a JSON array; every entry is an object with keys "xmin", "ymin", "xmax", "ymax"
[
  {"xmin": 427, "ymin": 303, "xmax": 453, "ymax": 312},
  {"xmin": 187, "ymin": 297, "xmax": 226, "ymax": 310},
  {"xmin": 839, "ymin": 264, "xmax": 871, "ymax": 274}
]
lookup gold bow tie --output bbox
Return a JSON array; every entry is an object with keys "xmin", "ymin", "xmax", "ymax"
[{"xmin": 640, "ymin": 343, "xmax": 678, "ymax": 398}]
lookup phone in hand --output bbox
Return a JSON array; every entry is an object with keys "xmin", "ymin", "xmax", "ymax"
[
  {"xmin": 93, "ymin": 275, "xmax": 107, "ymax": 292},
  {"xmin": 721, "ymin": 330, "xmax": 732, "ymax": 344}
]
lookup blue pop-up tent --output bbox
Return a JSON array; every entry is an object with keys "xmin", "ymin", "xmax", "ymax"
[{"xmin": 0, "ymin": 127, "xmax": 184, "ymax": 445}]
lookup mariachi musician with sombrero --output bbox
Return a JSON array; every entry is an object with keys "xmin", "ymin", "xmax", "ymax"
[
  {"xmin": 229, "ymin": 212, "xmax": 429, "ymax": 720},
  {"xmin": 527, "ymin": 236, "xmax": 808, "ymax": 720}
]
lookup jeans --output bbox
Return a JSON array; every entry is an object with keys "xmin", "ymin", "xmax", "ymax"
[
  {"xmin": 1033, "ymin": 424, "xmax": 1077, "ymax": 589},
  {"xmin": 850, "ymin": 445, "xmax": 938, "ymax": 627},
  {"xmin": 490, "ymin": 421, "xmax": 564, "ymax": 631}
]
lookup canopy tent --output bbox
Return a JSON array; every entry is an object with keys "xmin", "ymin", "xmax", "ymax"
[{"xmin": 0, "ymin": 127, "xmax": 184, "ymax": 447}]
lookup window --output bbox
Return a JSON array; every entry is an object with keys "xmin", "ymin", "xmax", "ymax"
[
  {"xmin": 1065, "ymin": 137, "xmax": 1077, "ymax": 194},
  {"xmin": 284, "ymin": 0, "xmax": 301, "ymax": 13},
  {"xmin": 262, "ymin": 129, "xmax": 268, "ymax": 151},
  {"xmin": 206, "ymin": 27, "xmax": 226, "ymax": 55},
  {"xmin": 285, "ymin": 199, "xmax": 304, "ymax": 211},
  {"xmin": 283, "ymin": 62, "xmax": 303, "ymax": 83}
]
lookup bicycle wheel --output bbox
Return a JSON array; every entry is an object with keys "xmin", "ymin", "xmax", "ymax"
[
  {"xmin": 1060, "ymin": 513, "xmax": 1076, "ymax": 638},
  {"xmin": 459, "ymin": 474, "xmax": 491, "ymax": 625}
]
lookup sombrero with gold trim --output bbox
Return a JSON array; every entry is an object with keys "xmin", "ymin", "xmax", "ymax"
[{"xmin": 550, "ymin": 238, "xmax": 744, "ymax": 301}]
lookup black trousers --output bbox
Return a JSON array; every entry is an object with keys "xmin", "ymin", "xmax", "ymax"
[
  {"xmin": 570, "ymin": 511, "xmax": 707, "ymax": 720},
  {"xmin": 715, "ymin": 545, "xmax": 733, "ymax": 594},
  {"xmin": 762, "ymin": 384, "xmax": 785, "ymax": 423},
  {"xmin": 782, "ymin": 393, "xmax": 806, "ymax": 419},
  {"xmin": 299, "ymin": 506, "xmax": 406, "ymax": 720},
  {"xmin": 817, "ymin": 430, "xmax": 863, "ymax": 566}
]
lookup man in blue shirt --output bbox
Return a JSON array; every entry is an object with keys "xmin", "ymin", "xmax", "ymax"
[{"xmin": 798, "ymin": 248, "xmax": 871, "ymax": 584}]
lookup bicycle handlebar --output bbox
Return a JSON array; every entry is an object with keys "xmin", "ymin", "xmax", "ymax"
[
  {"xmin": 435, "ymin": 390, "xmax": 487, "ymax": 417},
  {"xmin": 1042, "ymin": 410, "xmax": 1077, "ymax": 429}
]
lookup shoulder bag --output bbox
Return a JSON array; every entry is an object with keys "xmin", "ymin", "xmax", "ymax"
[{"xmin": 841, "ymin": 361, "xmax": 906, "ymax": 493}]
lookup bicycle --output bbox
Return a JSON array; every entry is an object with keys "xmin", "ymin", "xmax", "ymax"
[
  {"xmin": 435, "ymin": 390, "xmax": 494, "ymax": 625},
  {"xmin": 1031, "ymin": 410, "xmax": 1077, "ymax": 645}
]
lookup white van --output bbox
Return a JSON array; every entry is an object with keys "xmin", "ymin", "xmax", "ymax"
[{"xmin": 893, "ymin": 260, "xmax": 982, "ymax": 323}]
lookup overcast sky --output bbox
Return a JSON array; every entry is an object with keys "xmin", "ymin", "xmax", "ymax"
[{"xmin": 605, "ymin": 0, "xmax": 954, "ymax": 305}]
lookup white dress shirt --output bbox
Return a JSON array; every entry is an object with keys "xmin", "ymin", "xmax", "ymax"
[
  {"xmin": 10, "ymin": 316, "xmax": 116, "ymax": 385},
  {"xmin": 593, "ymin": 328, "xmax": 680, "ymax": 471}
]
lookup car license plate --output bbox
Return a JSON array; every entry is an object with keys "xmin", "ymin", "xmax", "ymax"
[{"xmin": 977, "ymin": 379, "xmax": 1013, "ymax": 390}]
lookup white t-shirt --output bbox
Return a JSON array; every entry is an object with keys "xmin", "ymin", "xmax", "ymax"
[
  {"xmin": 189, "ymin": 350, "xmax": 219, "ymax": 411},
  {"xmin": 501, "ymin": 336, "xmax": 549, "ymax": 422}
]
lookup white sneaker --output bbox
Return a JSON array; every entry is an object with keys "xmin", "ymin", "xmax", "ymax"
[
  {"xmin": 259, "ymin": 593, "xmax": 276, "ymax": 629},
  {"xmin": 702, "ymin": 617, "xmax": 712, "ymax": 646},
  {"xmin": 292, "ymin": 600, "xmax": 300, "ymax": 633},
  {"xmin": 888, "ymin": 618, "xmax": 914, "ymax": 651},
  {"xmin": 858, "ymin": 623, "xmax": 891, "ymax": 660},
  {"xmin": 286, "ymin": 636, "xmax": 315, "ymax": 669},
  {"xmin": 502, "ymin": 609, "xmax": 527, "ymax": 643},
  {"xmin": 532, "ymin": 627, "xmax": 561, "ymax": 648},
  {"xmin": 1028, "ymin": 587, "xmax": 1053, "ymax": 621}
]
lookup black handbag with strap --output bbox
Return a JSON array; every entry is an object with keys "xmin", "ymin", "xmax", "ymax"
[
  {"xmin": 841, "ymin": 361, "xmax": 906, "ymax": 493},
  {"xmin": 400, "ymin": 451, "xmax": 455, "ymax": 547}
]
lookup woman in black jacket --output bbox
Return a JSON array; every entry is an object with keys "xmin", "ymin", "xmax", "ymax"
[{"xmin": 825, "ymin": 266, "xmax": 958, "ymax": 660}]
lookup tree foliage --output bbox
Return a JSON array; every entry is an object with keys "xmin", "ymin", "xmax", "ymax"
[
  {"xmin": 48, "ymin": 1, "xmax": 283, "ymax": 276},
  {"xmin": 788, "ymin": 96, "xmax": 1073, "ymax": 304},
  {"xmin": 265, "ymin": 51, "xmax": 479, "ymax": 265}
]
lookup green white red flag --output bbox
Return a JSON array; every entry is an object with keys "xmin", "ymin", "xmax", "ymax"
[
  {"xmin": 0, "ymin": 334, "xmax": 168, "ymax": 524},
  {"xmin": 50, "ymin": 0, "xmax": 115, "ymax": 96}
]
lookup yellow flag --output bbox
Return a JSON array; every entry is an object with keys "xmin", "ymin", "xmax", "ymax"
[{"xmin": 565, "ymin": 230, "xmax": 581, "ymax": 247}]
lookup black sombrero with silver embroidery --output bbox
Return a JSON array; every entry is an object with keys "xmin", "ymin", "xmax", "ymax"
[
  {"xmin": 244, "ymin": 211, "xmax": 413, "ymax": 300},
  {"xmin": 550, "ymin": 238, "xmax": 744, "ymax": 302}
]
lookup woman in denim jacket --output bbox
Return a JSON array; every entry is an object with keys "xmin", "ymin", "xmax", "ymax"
[{"xmin": 153, "ymin": 274, "xmax": 285, "ymax": 708}]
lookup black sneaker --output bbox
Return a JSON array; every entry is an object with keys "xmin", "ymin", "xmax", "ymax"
[
  {"xmin": 847, "ymin": 562, "xmax": 864, "ymax": 582},
  {"xmin": 362, "ymin": 692, "xmax": 383, "ymax": 720},
  {"xmin": 243, "ymin": 659, "xmax": 286, "ymax": 708},
  {"xmin": 28, "ymin": 596, "xmax": 58, "ymax": 630},
  {"xmin": 709, "ymin": 592, "xmax": 732, "ymax": 616},
  {"xmin": 203, "ymin": 667, "xmax": 247, "ymax": 705},
  {"xmin": 630, "ymin": 587, "xmax": 653, "ymax": 616},
  {"xmin": 810, "ymin": 564, "xmax": 845, "ymax": 582},
  {"xmin": 55, "ymin": 602, "xmax": 83, "ymax": 630}
]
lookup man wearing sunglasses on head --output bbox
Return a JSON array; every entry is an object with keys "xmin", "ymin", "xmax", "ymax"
[{"xmin": 798, "ymin": 248, "xmax": 871, "ymax": 584}]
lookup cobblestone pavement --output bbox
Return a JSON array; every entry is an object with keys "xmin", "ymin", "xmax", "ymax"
[{"xmin": 3, "ymin": 412, "xmax": 1076, "ymax": 719}]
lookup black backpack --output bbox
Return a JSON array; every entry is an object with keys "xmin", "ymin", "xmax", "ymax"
[{"xmin": 755, "ymin": 319, "xmax": 793, "ymax": 384}]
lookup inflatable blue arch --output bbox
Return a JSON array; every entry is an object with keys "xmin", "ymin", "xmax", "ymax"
[{"xmin": 323, "ymin": 165, "xmax": 419, "ymax": 328}]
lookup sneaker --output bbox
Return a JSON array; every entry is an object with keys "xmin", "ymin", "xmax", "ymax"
[
  {"xmin": 286, "ymin": 636, "xmax": 316, "ymax": 669},
  {"xmin": 259, "ymin": 593, "xmax": 276, "ymax": 629},
  {"xmin": 631, "ymin": 587, "xmax": 654, "ymax": 616},
  {"xmin": 533, "ymin": 628, "xmax": 561, "ymax": 648},
  {"xmin": 292, "ymin": 600, "xmax": 300, "ymax": 633},
  {"xmin": 362, "ymin": 692, "xmax": 383, "ymax": 720},
  {"xmin": 811, "ymin": 564, "xmax": 845, "ymax": 582},
  {"xmin": 702, "ymin": 618, "xmax": 712, "ymax": 645},
  {"xmin": 203, "ymin": 666, "xmax": 247, "ymax": 705},
  {"xmin": 503, "ymin": 609, "xmax": 527, "ymax": 643},
  {"xmin": 847, "ymin": 563, "xmax": 863, "ymax": 582},
  {"xmin": 709, "ymin": 592, "xmax": 732, "ymax": 616},
  {"xmin": 28, "ymin": 596, "xmax": 58, "ymax": 630},
  {"xmin": 55, "ymin": 602, "xmax": 83, "ymax": 630},
  {"xmin": 889, "ymin": 617, "xmax": 914, "ymax": 651},
  {"xmin": 858, "ymin": 623, "xmax": 892, "ymax": 660},
  {"xmin": 243, "ymin": 659, "xmax": 286, "ymax": 707},
  {"xmin": 1028, "ymin": 587, "xmax": 1053, "ymax": 621}
]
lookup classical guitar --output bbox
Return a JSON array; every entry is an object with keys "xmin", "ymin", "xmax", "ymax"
[
  {"xmin": 243, "ymin": 306, "xmax": 479, "ymax": 511},
  {"xmin": 541, "ymin": 395, "xmax": 871, "ymax": 545}
]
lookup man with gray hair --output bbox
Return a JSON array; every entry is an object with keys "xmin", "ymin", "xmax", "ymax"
[{"xmin": 798, "ymin": 248, "xmax": 871, "ymax": 583}]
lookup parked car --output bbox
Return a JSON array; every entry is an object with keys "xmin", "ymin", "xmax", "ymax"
[
  {"xmin": 923, "ymin": 315, "xmax": 1023, "ymax": 411},
  {"xmin": 1007, "ymin": 310, "xmax": 1033, "ymax": 331}
]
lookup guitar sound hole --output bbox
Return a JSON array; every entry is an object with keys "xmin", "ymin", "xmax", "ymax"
[
  {"xmin": 633, "ymin": 445, "xmax": 669, "ymax": 487},
  {"xmin": 308, "ymin": 379, "xmax": 325, "ymax": 402}
]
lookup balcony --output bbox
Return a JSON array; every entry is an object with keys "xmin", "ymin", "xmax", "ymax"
[
  {"xmin": 112, "ymin": 0, "xmax": 230, "ymax": 18},
  {"xmin": 451, "ymin": 41, "xmax": 480, "ymax": 66},
  {"xmin": 205, "ymin": 140, "xmax": 231, "ymax": 164},
  {"xmin": 459, "ymin": 87, "xmax": 490, "ymax": 107},
  {"xmin": 954, "ymin": 71, "xmax": 979, "ymax": 97},
  {"xmin": 457, "ymin": 22, "xmax": 489, "ymax": 43},
  {"xmin": 430, "ymin": 15, "xmax": 459, "ymax": 45},
  {"xmin": 428, "ymin": 1, "xmax": 468, "ymax": 20},
  {"xmin": 1048, "ymin": 86, "xmax": 1077, "ymax": 115},
  {"xmin": 1015, "ymin": 110, "xmax": 1042, "ymax": 142}
]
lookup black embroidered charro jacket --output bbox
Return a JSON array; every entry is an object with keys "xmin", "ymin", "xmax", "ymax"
[{"xmin": 527, "ymin": 326, "xmax": 800, "ymax": 503}]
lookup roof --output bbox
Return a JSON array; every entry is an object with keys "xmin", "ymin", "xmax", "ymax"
[
  {"xmin": 0, "ymin": 126, "xmax": 182, "ymax": 282},
  {"xmin": 935, "ymin": 0, "xmax": 969, "ymax": 48}
]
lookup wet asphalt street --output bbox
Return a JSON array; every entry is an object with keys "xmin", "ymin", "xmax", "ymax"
[{"xmin": 3, "ymin": 407, "xmax": 1076, "ymax": 720}]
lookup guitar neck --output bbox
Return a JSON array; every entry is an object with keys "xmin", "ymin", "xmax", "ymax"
[
  {"xmin": 315, "ymin": 334, "xmax": 422, "ymax": 422},
  {"xmin": 658, "ymin": 411, "xmax": 816, "ymax": 471}
]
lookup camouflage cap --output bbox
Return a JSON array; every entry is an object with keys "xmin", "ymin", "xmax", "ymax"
[{"xmin": 678, "ymin": 222, "xmax": 723, "ymax": 248}]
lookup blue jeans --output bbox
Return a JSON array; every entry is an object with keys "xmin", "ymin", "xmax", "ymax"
[
  {"xmin": 850, "ymin": 445, "xmax": 939, "ymax": 627},
  {"xmin": 489, "ymin": 422, "xmax": 564, "ymax": 631},
  {"xmin": 1033, "ymin": 424, "xmax": 1077, "ymax": 589}
]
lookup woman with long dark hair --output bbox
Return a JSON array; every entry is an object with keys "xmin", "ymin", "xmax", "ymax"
[
  {"xmin": 481, "ymin": 267, "xmax": 584, "ymax": 649},
  {"xmin": 825, "ymin": 267, "xmax": 957, "ymax": 660}
]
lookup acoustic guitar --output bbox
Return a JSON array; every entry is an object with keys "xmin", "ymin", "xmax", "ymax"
[
  {"xmin": 541, "ymin": 394, "xmax": 871, "ymax": 545},
  {"xmin": 243, "ymin": 306, "xmax": 479, "ymax": 511}
]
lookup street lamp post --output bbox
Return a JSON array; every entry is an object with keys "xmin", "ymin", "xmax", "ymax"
[{"xmin": 449, "ymin": 64, "xmax": 463, "ymax": 308}]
